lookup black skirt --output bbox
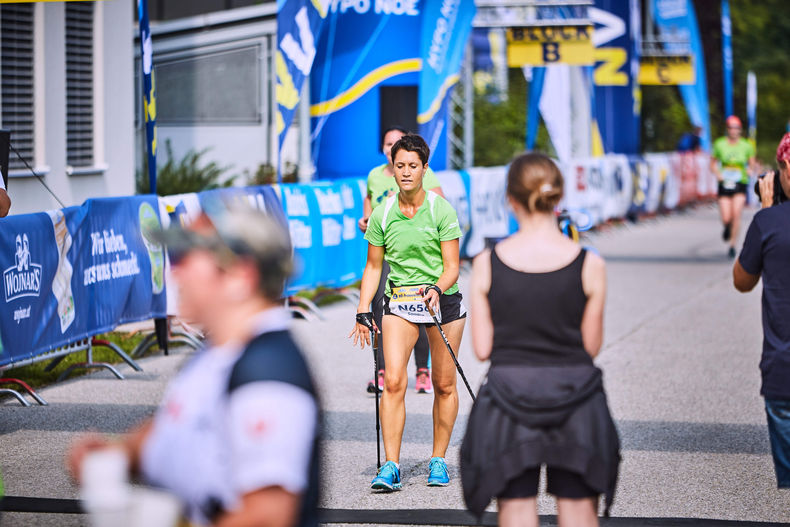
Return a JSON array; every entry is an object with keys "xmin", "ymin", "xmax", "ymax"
[{"xmin": 460, "ymin": 364, "xmax": 620, "ymax": 517}]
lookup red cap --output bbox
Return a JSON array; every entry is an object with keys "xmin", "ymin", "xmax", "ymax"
[
  {"xmin": 776, "ymin": 133, "xmax": 790, "ymax": 163},
  {"xmin": 725, "ymin": 115, "xmax": 742, "ymax": 128}
]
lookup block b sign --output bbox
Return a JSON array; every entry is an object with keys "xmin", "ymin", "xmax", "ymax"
[
  {"xmin": 507, "ymin": 25, "xmax": 594, "ymax": 66},
  {"xmin": 638, "ymin": 55, "xmax": 695, "ymax": 85}
]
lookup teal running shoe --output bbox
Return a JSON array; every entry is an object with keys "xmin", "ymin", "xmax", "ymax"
[
  {"xmin": 427, "ymin": 456, "xmax": 450, "ymax": 486},
  {"xmin": 371, "ymin": 461, "xmax": 402, "ymax": 491}
]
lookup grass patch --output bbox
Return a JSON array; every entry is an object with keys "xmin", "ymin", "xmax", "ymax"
[{"xmin": 0, "ymin": 332, "xmax": 147, "ymax": 391}]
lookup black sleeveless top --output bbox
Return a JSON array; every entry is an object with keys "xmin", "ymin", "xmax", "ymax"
[{"xmin": 488, "ymin": 247, "xmax": 592, "ymax": 366}]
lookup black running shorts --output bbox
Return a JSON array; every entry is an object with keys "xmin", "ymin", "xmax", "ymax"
[
  {"xmin": 497, "ymin": 466, "xmax": 598, "ymax": 500},
  {"xmin": 383, "ymin": 291, "xmax": 467, "ymax": 325}
]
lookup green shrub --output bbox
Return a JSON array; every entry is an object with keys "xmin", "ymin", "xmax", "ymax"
[{"xmin": 137, "ymin": 139, "xmax": 236, "ymax": 196}]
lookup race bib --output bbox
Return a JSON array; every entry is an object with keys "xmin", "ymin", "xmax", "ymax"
[
  {"xmin": 722, "ymin": 167, "xmax": 742, "ymax": 187},
  {"xmin": 389, "ymin": 285, "xmax": 440, "ymax": 324}
]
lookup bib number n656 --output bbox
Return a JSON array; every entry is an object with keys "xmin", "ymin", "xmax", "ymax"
[{"xmin": 390, "ymin": 285, "xmax": 440, "ymax": 324}]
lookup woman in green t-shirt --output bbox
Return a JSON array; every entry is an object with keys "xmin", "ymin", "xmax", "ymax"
[
  {"xmin": 358, "ymin": 127, "xmax": 444, "ymax": 395},
  {"xmin": 711, "ymin": 115, "xmax": 757, "ymax": 258},
  {"xmin": 350, "ymin": 134, "xmax": 466, "ymax": 492}
]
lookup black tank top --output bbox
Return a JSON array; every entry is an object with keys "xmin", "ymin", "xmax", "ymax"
[{"xmin": 488, "ymin": 247, "xmax": 592, "ymax": 366}]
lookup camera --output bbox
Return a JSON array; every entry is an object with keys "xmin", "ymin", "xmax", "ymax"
[{"xmin": 754, "ymin": 170, "xmax": 787, "ymax": 206}]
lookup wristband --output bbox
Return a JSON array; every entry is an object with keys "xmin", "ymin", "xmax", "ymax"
[
  {"xmin": 355, "ymin": 312, "xmax": 375, "ymax": 331},
  {"xmin": 425, "ymin": 284, "xmax": 442, "ymax": 297}
]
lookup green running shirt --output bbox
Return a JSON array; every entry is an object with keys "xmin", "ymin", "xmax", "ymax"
[
  {"xmin": 712, "ymin": 137, "xmax": 754, "ymax": 184},
  {"xmin": 366, "ymin": 164, "xmax": 441, "ymax": 209},
  {"xmin": 365, "ymin": 191, "xmax": 462, "ymax": 297}
]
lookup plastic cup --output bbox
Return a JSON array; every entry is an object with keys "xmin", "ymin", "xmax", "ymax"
[
  {"xmin": 129, "ymin": 487, "xmax": 182, "ymax": 527},
  {"xmin": 80, "ymin": 448, "xmax": 131, "ymax": 527}
]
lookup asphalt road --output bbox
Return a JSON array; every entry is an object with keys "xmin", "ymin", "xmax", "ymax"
[{"xmin": 2, "ymin": 202, "xmax": 789, "ymax": 526}]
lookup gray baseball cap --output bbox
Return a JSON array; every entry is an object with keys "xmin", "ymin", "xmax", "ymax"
[{"xmin": 147, "ymin": 202, "xmax": 293, "ymax": 299}]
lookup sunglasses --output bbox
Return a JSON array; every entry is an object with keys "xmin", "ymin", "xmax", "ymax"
[{"xmin": 167, "ymin": 235, "xmax": 237, "ymax": 268}]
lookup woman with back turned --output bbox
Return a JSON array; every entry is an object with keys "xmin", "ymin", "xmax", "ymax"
[{"xmin": 461, "ymin": 153, "xmax": 620, "ymax": 527}]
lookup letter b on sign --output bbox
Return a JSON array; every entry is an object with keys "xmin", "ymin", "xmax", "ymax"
[{"xmin": 542, "ymin": 42, "xmax": 560, "ymax": 63}]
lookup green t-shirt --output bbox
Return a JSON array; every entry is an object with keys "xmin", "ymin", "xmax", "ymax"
[
  {"xmin": 366, "ymin": 164, "xmax": 441, "ymax": 209},
  {"xmin": 365, "ymin": 191, "xmax": 462, "ymax": 297},
  {"xmin": 712, "ymin": 137, "xmax": 755, "ymax": 184}
]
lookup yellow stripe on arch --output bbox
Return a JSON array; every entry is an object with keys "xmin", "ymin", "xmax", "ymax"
[
  {"xmin": 417, "ymin": 73, "xmax": 460, "ymax": 125},
  {"xmin": 310, "ymin": 58, "xmax": 422, "ymax": 118}
]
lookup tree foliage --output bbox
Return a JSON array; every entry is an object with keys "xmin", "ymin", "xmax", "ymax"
[{"xmin": 473, "ymin": 69, "xmax": 553, "ymax": 167}]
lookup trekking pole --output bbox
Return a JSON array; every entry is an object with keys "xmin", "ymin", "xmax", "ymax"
[
  {"xmin": 422, "ymin": 299, "xmax": 476, "ymax": 402},
  {"xmin": 372, "ymin": 331, "xmax": 382, "ymax": 470},
  {"xmin": 356, "ymin": 313, "xmax": 382, "ymax": 470}
]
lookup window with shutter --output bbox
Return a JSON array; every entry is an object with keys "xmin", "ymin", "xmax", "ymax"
[
  {"xmin": 65, "ymin": 2, "xmax": 94, "ymax": 168},
  {"xmin": 0, "ymin": 4, "xmax": 35, "ymax": 171}
]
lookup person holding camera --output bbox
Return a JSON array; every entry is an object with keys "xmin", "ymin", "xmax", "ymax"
[
  {"xmin": 462, "ymin": 153, "xmax": 619, "ymax": 526},
  {"xmin": 711, "ymin": 115, "xmax": 758, "ymax": 258},
  {"xmin": 350, "ymin": 133, "xmax": 466, "ymax": 491},
  {"xmin": 733, "ymin": 132, "xmax": 790, "ymax": 490}
]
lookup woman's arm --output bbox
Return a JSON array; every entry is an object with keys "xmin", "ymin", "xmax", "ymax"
[
  {"xmin": 470, "ymin": 249, "xmax": 493, "ymax": 361},
  {"xmin": 66, "ymin": 419, "xmax": 153, "ymax": 481},
  {"xmin": 350, "ymin": 244, "xmax": 385, "ymax": 348},
  {"xmin": 580, "ymin": 251, "xmax": 606, "ymax": 358},
  {"xmin": 710, "ymin": 155, "xmax": 722, "ymax": 181},
  {"xmin": 423, "ymin": 239, "xmax": 460, "ymax": 315},
  {"xmin": 214, "ymin": 486, "xmax": 301, "ymax": 527},
  {"xmin": 358, "ymin": 195, "xmax": 373, "ymax": 232}
]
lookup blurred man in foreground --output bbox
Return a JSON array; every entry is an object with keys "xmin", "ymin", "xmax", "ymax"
[
  {"xmin": 733, "ymin": 133, "xmax": 790, "ymax": 490},
  {"xmin": 68, "ymin": 206, "xmax": 321, "ymax": 527}
]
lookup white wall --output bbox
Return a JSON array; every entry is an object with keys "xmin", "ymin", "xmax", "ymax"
[{"xmin": 8, "ymin": 1, "xmax": 135, "ymax": 215}]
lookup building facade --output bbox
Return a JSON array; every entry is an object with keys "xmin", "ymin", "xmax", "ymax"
[{"xmin": 1, "ymin": 1, "xmax": 135, "ymax": 215}]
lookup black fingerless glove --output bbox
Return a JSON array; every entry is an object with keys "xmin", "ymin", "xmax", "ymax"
[
  {"xmin": 425, "ymin": 284, "xmax": 442, "ymax": 297},
  {"xmin": 356, "ymin": 312, "xmax": 375, "ymax": 330}
]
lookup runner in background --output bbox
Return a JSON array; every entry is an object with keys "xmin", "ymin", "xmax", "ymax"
[
  {"xmin": 351, "ymin": 134, "xmax": 466, "ymax": 491},
  {"xmin": 358, "ymin": 126, "xmax": 445, "ymax": 395},
  {"xmin": 711, "ymin": 116, "xmax": 757, "ymax": 258}
]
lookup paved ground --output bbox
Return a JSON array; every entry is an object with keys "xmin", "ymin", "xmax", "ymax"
[{"xmin": 2, "ymin": 202, "xmax": 789, "ymax": 526}]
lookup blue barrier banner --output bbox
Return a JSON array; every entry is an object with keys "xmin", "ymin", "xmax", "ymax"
[
  {"xmin": 277, "ymin": 0, "xmax": 327, "ymax": 163},
  {"xmin": 277, "ymin": 179, "xmax": 365, "ymax": 294},
  {"xmin": 417, "ymin": 0, "xmax": 476, "ymax": 155},
  {"xmin": 653, "ymin": 0, "xmax": 710, "ymax": 149},
  {"xmin": 0, "ymin": 196, "xmax": 166, "ymax": 367}
]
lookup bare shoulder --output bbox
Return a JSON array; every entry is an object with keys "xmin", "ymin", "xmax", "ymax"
[
  {"xmin": 472, "ymin": 249, "xmax": 491, "ymax": 272},
  {"xmin": 581, "ymin": 249, "xmax": 606, "ymax": 295},
  {"xmin": 471, "ymin": 248, "xmax": 492, "ymax": 291},
  {"xmin": 582, "ymin": 249, "xmax": 605, "ymax": 272}
]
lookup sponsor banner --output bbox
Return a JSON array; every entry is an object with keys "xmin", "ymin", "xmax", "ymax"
[
  {"xmin": 464, "ymin": 166, "xmax": 513, "ymax": 257},
  {"xmin": 309, "ymin": 4, "xmax": 425, "ymax": 180},
  {"xmin": 418, "ymin": 0, "xmax": 476, "ymax": 155},
  {"xmin": 507, "ymin": 25, "xmax": 594, "ymax": 66},
  {"xmin": 721, "ymin": 0, "xmax": 733, "ymax": 117},
  {"xmin": 471, "ymin": 28, "xmax": 508, "ymax": 102},
  {"xmin": 601, "ymin": 154, "xmax": 634, "ymax": 220},
  {"xmin": 137, "ymin": 0, "xmax": 158, "ymax": 193},
  {"xmin": 638, "ymin": 54, "xmax": 694, "ymax": 85},
  {"xmin": 592, "ymin": 0, "xmax": 641, "ymax": 154},
  {"xmin": 0, "ymin": 196, "xmax": 166, "ymax": 367},
  {"xmin": 645, "ymin": 153, "xmax": 679, "ymax": 210},
  {"xmin": 435, "ymin": 169, "xmax": 472, "ymax": 257},
  {"xmin": 277, "ymin": 0, "xmax": 327, "ymax": 159},
  {"xmin": 652, "ymin": 0, "xmax": 710, "ymax": 149}
]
